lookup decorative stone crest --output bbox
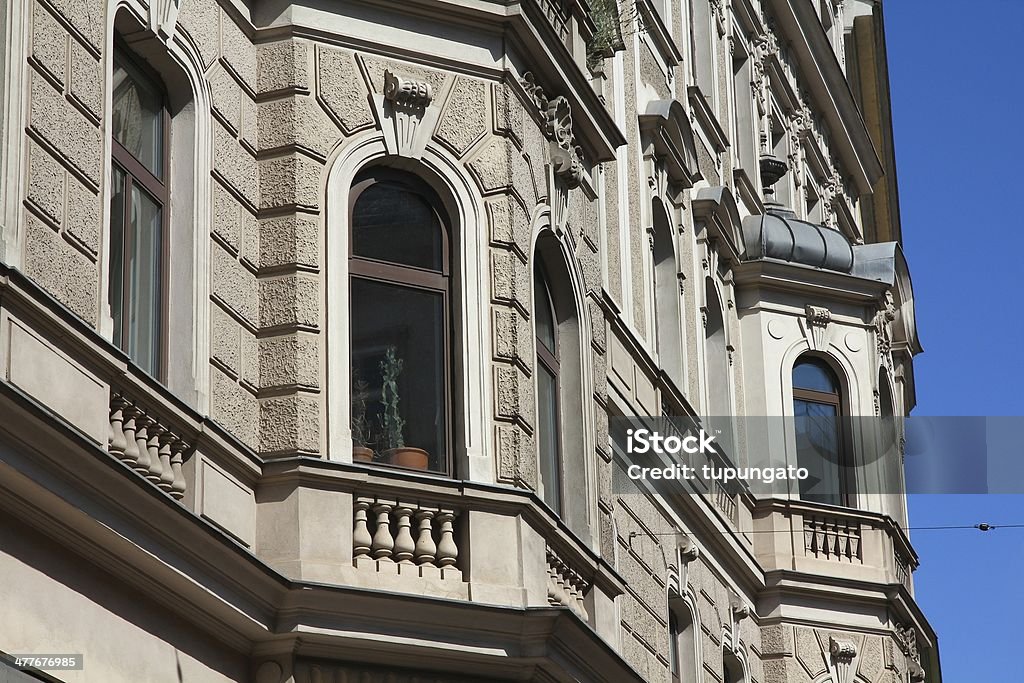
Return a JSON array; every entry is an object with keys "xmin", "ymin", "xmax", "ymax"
[
  {"xmin": 520, "ymin": 72, "xmax": 586, "ymax": 189},
  {"xmin": 804, "ymin": 304, "xmax": 831, "ymax": 351},
  {"xmin": 372, "ymin": 69, "xmax": 439, "ymax": 159},
  {"xmin": 828, "ymin": 636, "xmax": 858, "ymax": 683},
  {"xmin": 383, "ymin": 69, "xmax": 433, "ymax": 109},
  {"xmin": 895, "ymin": 624, "xmax": 926, "ymax": 682},
  {"xmin": 874, "ymin": 290, "xmax": 897, "ymax": 358}
]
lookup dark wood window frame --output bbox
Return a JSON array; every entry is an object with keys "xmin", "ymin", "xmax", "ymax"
[
  {"xmin": 534, "ymin": 266, "xmax": 563, "ymax": 514},
  {"xmin": 109, "ymin": 42, "xmax": 171, "ymax": 381},
  {"xmin": 348, "ymin": 169, "xmax": 455, "ymax": 476},
  {"xmin": 793, "ymin": 356, "xmax": 852, "ymax": 506}
]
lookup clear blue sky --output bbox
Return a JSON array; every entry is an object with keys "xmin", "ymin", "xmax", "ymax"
[{"xmin": 885, "ymin": 2, "xmax": 1024, "ymax": 680}]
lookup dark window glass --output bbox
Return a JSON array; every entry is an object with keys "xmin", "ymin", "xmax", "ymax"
[
  {"xmin": 349, "ymin": 170, "xmax": 452, "ymax": 474},
  {"xmin": 534, "ymin": 264, "xmax": 562, "ymax": 513},
  {"xmin": 669, "ymin": 612, "xmax": 681, "ymax": 681},
  {"xmin": 352, "ymin": 180, "xmax": 444, "ymax": 271},
  {"xmin": 109, "ymin": 46, "xmax": 167, "ymax": 379},
  {"xmin": 793, "ymin": 357, "xmax": 847, "ymax": 506}
]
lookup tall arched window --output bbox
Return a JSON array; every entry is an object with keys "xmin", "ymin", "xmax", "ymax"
[
  {"xmin": 349, "ymin": 169, "xmax": 452, "ymax": 473},
  {"xmin": 704, "ymin": 280, "xmax": 730, "ymax": 416},
  {"xmin": 109, "ymin": 44, "xmax": 169, "ymax": 378},
  {"xmin": 652, "ymin": 201, "xmax": 683, "ymax": 387},
  {"xmin": 793, "ymin": 356, "xmax": 849, "ymax": 506},
  {"xmin": 668, "ymin": 597, "xmax": 698, "ymax": 683},
  {"xmin": 535, "ymin": 263, "xmax": 562, "ymax": 513}
]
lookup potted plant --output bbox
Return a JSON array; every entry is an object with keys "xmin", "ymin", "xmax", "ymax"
[
  {"xmin": 350, "ymin": 372, "xmax": 375, "ymax": 462},
  {"xmin": 378, "ymin": 345, "xmax": 429, "ymax": 470}
]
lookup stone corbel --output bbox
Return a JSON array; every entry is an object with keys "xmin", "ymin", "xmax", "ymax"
[
  {"xmin": 522, "ymin": 74, "xmax": 587, "ymax": 191},
  {"xmin": 828, "ymin": 636, "xmax": 858, "ymax": 683},
  {"xmin": 373, "ymin": 69, "xmax": 439, "ymax": 160},
  {"xmin": 727, "ymin": 591, "xmax": 751, "ymax": 653},
  {"xmin": 804, "ymin": 305, "xmax": 831, "ymax": 351}
]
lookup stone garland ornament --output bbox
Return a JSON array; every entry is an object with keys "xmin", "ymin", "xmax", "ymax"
[
  {"xmin": 383, "ymin": 69, "xmax": 433, "ymax": 109},
  {"xmin": 804, "ymin": 304, "xmax": 831, "ymax": 351}
]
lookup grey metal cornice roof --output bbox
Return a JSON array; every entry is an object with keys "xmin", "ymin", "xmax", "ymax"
[{"xmin": 741, "ymin": 204, "xmax": 855, "ymax": 273}]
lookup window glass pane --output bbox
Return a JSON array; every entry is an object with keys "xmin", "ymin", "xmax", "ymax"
[
  {"xmin": 795, "ymin": 399, "xmax": 843, "ymax": 505},
  {"xmin": 534, "ymin": 270, "xmax": 556, "ymax": 354},
  {"xmin": 351, "ymin": 278, "xmax": 447, "ymax": 471},
  {"xmin": 352, "ymin": 181, "xmax": 443, "ymax": 271},
  {"xmin": 537, "ymin": 364, "xmax": 561, "ymax": 512},
  {"xmin": 793, "ymin": 358, "xmax": 839, "ymax": 394},
  {"xmin": 109, "ymin": 165, "xmax": 127, "ymax": 350},
  {"xmin": 126, "ymin": 185, "xmax": 162, "ymax": 376},
  {"xmin": 112, "ymin": 55, "xmax": 164, "ymax": 177},
  {"xmin": 669, "ymin": 613, "xmax": 680, "ymax": 676}
]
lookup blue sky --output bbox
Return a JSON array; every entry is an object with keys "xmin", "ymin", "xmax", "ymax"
[{"xmin": 884, "ymin": 2, "xmax": 1024, "ymax": 680}]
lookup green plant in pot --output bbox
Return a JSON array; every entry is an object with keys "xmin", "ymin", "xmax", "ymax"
[
  {"xmin": 378, "ymin": 345, "xmax": 429, "ymax": 470},
  {"xmin": 350, "ymin": 372, "xmax": 375, "ymax": 462}
]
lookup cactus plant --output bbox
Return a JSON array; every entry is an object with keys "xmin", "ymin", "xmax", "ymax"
[{"xmin": 378, "ymin": 345, "xmax": 405, "ymax": 450}]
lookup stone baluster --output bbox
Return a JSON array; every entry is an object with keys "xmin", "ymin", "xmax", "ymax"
[
  {"xmin": 157, "ymin": 431, "xmax": 176, "ymax": 491},
  {"xmin": 169, "ymin": 439, "xmax": 188, "ymax": 500},
  {"xmin": 133, "ymin": 413, "xmax": 153, "ymax": 475},
  {"xmin": 413, "ymin": 509, "xmax": 437, "ymax": 566},
  {"xmin": 392, "ymin": 504, "xmax": 415, "ymax": 564},
  {"xmin": 371, "ymin": 502, "xmax": 395, "ymax": 561},
  {"xmin": 353, "ymin": 499, "xmax": 372, "ymax": 560},
  {"xmin": 109, "ymin": 396, "xmax": 128, "ymax": 457},
  {"xmin": 435, "ymin": 510, "xmax": 458, "ymax": 568},
  {"xmin": 145, "ymin": 422, "xmax": 165, "ymax": 483},
  {"xmin": 121, "ymin": 405, "xmax": 141, "ymax": 466}
]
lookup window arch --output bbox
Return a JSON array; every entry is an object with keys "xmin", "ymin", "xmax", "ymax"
[
  {"xmin": 704, "ymin": 280, "xmax": 730, "ymax": 417},
  {"xmin": 109, "ymin": 41, "xmax": 170, "ymax": 378},
  {"xmin": 348, "ymin": 168, "xmax": 453, "ymax": 473},
  {"xmin": 668, "ymin": 594, "xmax": 699, "ymax": 683},
  {"xmin": 533, "ymin": 233, "xmax": 587, "ymax": 531},
  {"xmin": 652, "ymin": 200, "xmax": 683, "ymax": 387},
  {"xmin": 793, "ymin": 356, "xmax": 850, "ymax": 506}
]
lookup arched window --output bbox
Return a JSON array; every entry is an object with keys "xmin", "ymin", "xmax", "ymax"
[
  {"xmin": 535, "ymin": 263, "xmax": 562, "ymax": 513},
  {"xmin": 349, "ymin": 169, "xmax": 452, "ymax": 473},
  {"xmin": 668, "ymin": 594, "xmax": 698, "ymax": 683},
  {"xmin": 109, "ymin": 43, "xmax": 169, "ymax": 378},
  {"xmin": 793, "ymin": 356, "xmax": 849, "ymax": 506},
  {"xmin": 723, "ymin": 648, "xmax": 745, "ymax": 683},
  {"xmin": 704, "ymin": 280, "xmax": 730, "ymax": 417},
  {"xmin": 652, "ymin": 201, "xmax": 683, "ymax": 387},
  {"xmin": 533, "ymin": 235, "xmax": 586, "ymax": 530}
]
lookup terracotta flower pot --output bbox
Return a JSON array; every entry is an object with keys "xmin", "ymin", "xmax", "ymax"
[
  {"xmin": 352, "ymin": 446, "xmax": 375, "ymax": 463},
  {"xmin": 386, "ymin": 447, "xmax": 429, "ymax": 470}
]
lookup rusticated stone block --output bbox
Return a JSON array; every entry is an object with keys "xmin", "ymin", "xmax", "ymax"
[
  {"xmin": 259, "ymin": 333, "xmax": 319, "ymax": 389},
  {"xmin": 316, "ymin": 47, "xmax": 373, "ymax": 134},
  {"xmin": 23, "ymin": 214, "xmax": 97, "ymax": 324},
  {"xmin": 594, "ymin": 399, "xmax": 609, "ymax": 456},
  {"xmin": 858, "ymin": 634, "xmax": 885, "ymax": 683},
  {"xmin": 492, "ymin": 83, "xmax": 525, "ymax": 146},
  {"xmin": 213, "ymin": 122, "xmax": 258, "ymax": 208},
  {"xmin": 240, "ymin": 327, "xmax": 259, "ymax": 388},
  {"xmin": 69, "ymin": 40, "xmax": 101, "ymax": 121},
  {"xmin": 211, "ymin": 303, "xmax": 240, "ymax": 375},
  {"xmin": 467, "ymin": 136, "xmax": 513, "ymax": 194},
  {"xmin": 240, "ymin": 90, "xmax": 258, "ymax": 153},
  {"xmin": 240, "ymin": 206, "xmax": 259, "ymax": 269},
  {"xmin": 220, "ymin": 14, "xmax": 256, "ymax": 92},
  {"xmin": 794, "ymin": 626, "xmax": 827, "ymax": 678},
  {"xmin": 47, "ymin": 0, "xmax": 102, "ymax": 51},
  {"xmin": 490, "ymin": 247, "xmax": 529, "ymax": 311},
  {"xmin": 27, "ymin": 141, "xmax": 64, "ymax": 226},
  {"xmin": 588, "ymin": 297, "xmax": 607, "ymax": 353},
  {"xmin": 209, "ymin": 62, "xmax": 242, "ymax": 134},
  {"xmin": 492, "ymin": 305, "xmax": 531, "ymax": 372},
  {"xmin": 211, "ymin": 366, "xmax": 258, "ymax": 449},
  {"xmin": 29, "ymin": 72, "xmax": 101, "ymax": 186},
  {"xmin": 435, "ymin": 76, "xmax": 487, "ymax": 157},
  {"xmin": 178, "ymin": 0, "xmax": 219, "ymax": 69},
  {"xmin": 259, "ymin": 274, "xmax": 319, "ymax": 329},
  {"xmin": 486, "ymin": 194, "xmax": 531, "ymax": 257},
  {"xmin": 212, "ymin": 241, "xmax": 258, "ymax": 327},
  {"xmin": 760, "ymin": 624, "xmax": 793, "ymax": 656},
  {"xmin": 495, "ymin": 422, "xmax": 536, "ymax": 489},
  {"xmin": 259, "ymin": 215, "xmax": 319, "ymax": 270},
  {"xmin": 32, "ymin": 2, "xmax": 67, "ymax": 86},
  {"xmin": 212, "ymin": 181, "xmax": 241, "ymax": 252},
  {"xmin": 259, "ymin": 154, "xmax": 322, "ymax": 211},
  {"xmin": 258, "ymin": 39, "xmax": 309, "ymax": 94},
  {"xmin": 259, "ymin": 394, "xmax": 320, "ymax": 455},
  {"xmin": 493, "ymin": 362, "xmax": 534, "ymax": 430},
  {"xmin": 65, "ymin": 174, "xmax": 100, "ymax": 256},
  {"xmin": 577, "ymin": 240, "xmax": 601, "ymax": 296},
  {"xmin": 258, "ymin": 96, "xmax": 339, "ymax": 159},
  {"xmin": 360, "ymin": 54, "xmax": 447, "ymax": 95}
]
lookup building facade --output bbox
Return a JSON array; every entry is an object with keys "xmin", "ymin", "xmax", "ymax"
[{"xmin": 0, "ymin": 0, "xmax": 938, "ymax": 681}]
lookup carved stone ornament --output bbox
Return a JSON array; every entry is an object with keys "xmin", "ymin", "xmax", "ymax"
[
  {"xmin": 874, "ymin": 289, "xmax": 897, "ymax": 358},
  {"xmin": 520, "ymin": 72, "xmax": 586, "ymax": 189},
  {"xmin": 383, "ymin": 69, "xmax": 433, "ymax": 109},
  {"xmin": 374, "ymin": 69, "xmax": 439, "ymax": 160},
  {"xmin": 149, "ymin": 0, "xmax": 182, "ymax": 39},
  {"xmin": 804, "ymin": 304, "xmax": 831, "ymax": 351},
  {"xmin": 828, "ymin": 636, "xmax": 858, "ymax": 683}
]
